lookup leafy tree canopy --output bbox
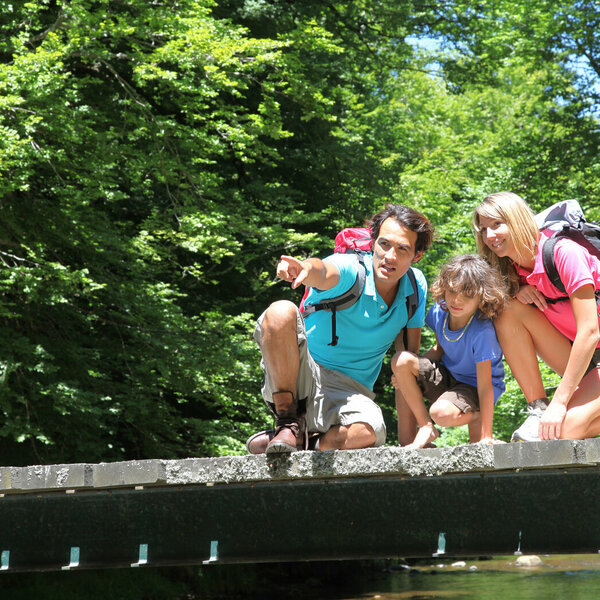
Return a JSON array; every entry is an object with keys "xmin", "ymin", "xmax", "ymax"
[{"xmin": 0, "ymin": 0, "xmax": 598, "ymax": 463}]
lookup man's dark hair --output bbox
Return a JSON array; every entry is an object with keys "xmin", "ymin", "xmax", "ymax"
[{"xmin": 368, "ymin": 204, "xmax": 435, "ymax": 253}]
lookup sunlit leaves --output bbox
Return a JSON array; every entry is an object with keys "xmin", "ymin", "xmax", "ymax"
[{"xmin": 0, "ymin": 0, "xmax": 599, "ymax": 460}]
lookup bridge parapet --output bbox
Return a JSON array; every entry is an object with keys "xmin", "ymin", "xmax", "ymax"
[
  {"xmin": 1, "ymin": 439, "xmax": 600, "ymax": 571},
  {"xmin": 1, "ymin": 438, "xmax": 599, "ymax": 495}
]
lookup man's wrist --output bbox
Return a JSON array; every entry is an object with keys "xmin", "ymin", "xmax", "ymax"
[{"xmin": 301, "ymin": 258, "xmax": 314, "ymax": 272}]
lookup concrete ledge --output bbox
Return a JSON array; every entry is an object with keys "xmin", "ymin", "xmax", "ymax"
[
  {"xmin": 92, "ymin": 459, "xmax": 167, "ymax": 488},
  {"xmin": 0, "ymin": 464, "xmax": 93, "ymax": 493},
  {"xmin": 1, "ymin": 439, "xmax": 599, "ymax": 495},
  {"xmin": 162, "ymin": 444, "xmax": 496, "ymax": 486},
  {"xmin": 493, "ymin": 438, "xmax": 600, "ymax": 470}
]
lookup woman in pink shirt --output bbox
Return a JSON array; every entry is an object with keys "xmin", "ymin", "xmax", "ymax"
[{"xmin": 473, "ymin": 191, "xmax": 600, "ymax": 442}]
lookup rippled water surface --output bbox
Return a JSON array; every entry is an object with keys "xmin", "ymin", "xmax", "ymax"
[{"xmin": 330, "ymin": 555, "xmax": 600, "ymax": 600}]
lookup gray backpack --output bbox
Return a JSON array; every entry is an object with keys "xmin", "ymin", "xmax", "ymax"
[{"xmin": 535, "ymin": 199, "xmax": 600, "ymax": 301}]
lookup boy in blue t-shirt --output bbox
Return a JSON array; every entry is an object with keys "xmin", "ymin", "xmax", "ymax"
[{"xmin": 392, "ymin": 254, "xmax": 507, "ymax": 448}]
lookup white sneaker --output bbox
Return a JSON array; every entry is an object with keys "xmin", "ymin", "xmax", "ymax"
[{"xmin": 511, "ymin": 398, "xmax": 549, "ymax": 442}]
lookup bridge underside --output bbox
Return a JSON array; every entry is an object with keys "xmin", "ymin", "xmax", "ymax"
[{"xmin": 1, "ymin": 464, "xmax": 599, "ymax": 571}]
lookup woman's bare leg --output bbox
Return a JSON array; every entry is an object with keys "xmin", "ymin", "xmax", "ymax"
[
  {"xmin": 561, "ymin": 368, "xmax": 600, "ymax": 439},
  {"xmin": 497, "ymin": 300, "xmax": 600, "ymax": 440},
  {"xmin": 495, "ymin": 300, "xmax": 572, "ymax": 402}
]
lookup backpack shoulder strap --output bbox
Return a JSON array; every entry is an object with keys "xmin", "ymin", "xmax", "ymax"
[
  {"xmin": 405, "ymin": 268, "xmax": 419, "ymax": 321},
  {"xmin": 541, "ymin": 232, "xmax": 565, "ymax": 294},
  {"xmin": 301, "ymin": 252, "xmax": 367, "ymax": 316},
  {"xmin": 301, "ymin": 252, "xmax": 367, "ymax": 346},
  {"xmin": 542, "ymin": 225, "xmax": 600, "ymax": 301},
  {"xmin": 402, "ymin": 267, "xmax": 420, "ymax": 348}
]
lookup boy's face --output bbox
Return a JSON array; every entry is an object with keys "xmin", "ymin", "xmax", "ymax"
[
  {"xmin": 372, "ymin": 217, "xmax": 422, "ymax": 287},
  {"xmin": 444, "ymin": 287, "xmax": 480, "ymax": 322}
]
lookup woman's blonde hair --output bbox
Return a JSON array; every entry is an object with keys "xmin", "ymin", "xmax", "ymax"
[
  {"xmin": 472, "ymin": 192, "xmax": 539, "ymax": 296},
  {"xmin": 430, "ymin": 254, "xmax": 508, "ymax": 319}
]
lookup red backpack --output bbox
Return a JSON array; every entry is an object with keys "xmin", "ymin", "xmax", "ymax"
[
  {"xmin": 298, "ymin": 227, "xmax": 371, "ymax": 313},
  {"xmin": 299, "ymin": 227, "xmax": 418, "ymax": 346}
]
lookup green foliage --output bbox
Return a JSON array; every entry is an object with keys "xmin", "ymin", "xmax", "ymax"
[
  {"xmin": 0, "ymin": 0, "xmax": 598, "ymax": 462},
  {"xmin": 0, "ymin": 0, "xmax": 310, "ymax": 463}
]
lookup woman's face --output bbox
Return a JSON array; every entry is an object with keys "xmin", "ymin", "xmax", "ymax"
[{"xmin": 477, "ymin": 213, "xmax": 516, "ymax": 260}]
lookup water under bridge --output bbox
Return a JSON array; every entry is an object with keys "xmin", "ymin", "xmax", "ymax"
[{"xmin": 1, "ymin": 439, "xmax": 600, "ymax": 572}]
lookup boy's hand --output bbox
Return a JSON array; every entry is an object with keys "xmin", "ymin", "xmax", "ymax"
[
  {"xmin": 475, "ymin": 437, "xmax": 495, "ymax": 445},
  {"xmin": 391, "ymin": 374, "xmax": 399, "ymax": 389}
]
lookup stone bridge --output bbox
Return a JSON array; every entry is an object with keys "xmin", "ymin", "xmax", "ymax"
[{"xmin": 1, "ymin": 439, "xmax": 599, "ymax": 572}]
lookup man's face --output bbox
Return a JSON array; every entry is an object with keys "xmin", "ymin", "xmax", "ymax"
[{"xmin": 372, "ymin": 218, "xmax": 422, "ymax": 286}]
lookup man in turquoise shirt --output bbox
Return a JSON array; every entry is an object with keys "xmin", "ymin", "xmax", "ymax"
[{"xmin": 247, "ymin": 204, "xmax": 434, "ymax": 454}]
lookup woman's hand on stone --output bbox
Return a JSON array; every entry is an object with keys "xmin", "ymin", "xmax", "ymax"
[{"xmin": 539, "ymin": 402, "xmax": 567, "ymax": 440}]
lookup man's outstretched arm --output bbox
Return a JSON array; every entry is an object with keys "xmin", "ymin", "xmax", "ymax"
[{"xmin": 277, "ymin": 255, "xmax": 340, "ymax": 291}]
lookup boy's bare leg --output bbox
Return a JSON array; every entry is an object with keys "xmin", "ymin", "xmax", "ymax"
[
  {"xmin": 393, "ymin": 352, "xmax": 437, "ymax": 448},
  {"xmin": 396, "ymin": 390, "xmax": 418, "ymax": 445},
  {"xmin": 430, "ymin": 398, "xmax": 474, "ymax": 428},
  {"xmin": 467, "ymin": 413, "xmax": 482, "ymax": 443}
]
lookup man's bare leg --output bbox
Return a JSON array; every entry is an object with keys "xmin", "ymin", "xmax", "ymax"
[
  {"xmin": 318, "ymin": 422, "xmax": 376, "ymax": 450},
  {"xmin": 259, "ymin": 300, "xmax": 300, "ymax": 392},
  {"xmin": 259, "ymin": 301, "xmax": 303, "ymax": 453}
]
